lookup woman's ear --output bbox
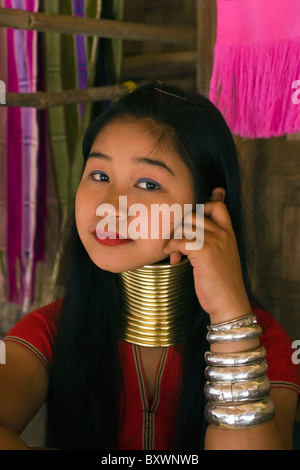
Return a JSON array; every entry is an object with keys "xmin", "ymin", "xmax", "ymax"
[{"xmin": 210, "ymin": 187, "xmax": 226, "ymax": 202}]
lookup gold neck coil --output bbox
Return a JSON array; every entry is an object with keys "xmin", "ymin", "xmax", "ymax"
[{"xmin": 118, "ymin": 258, "xmax": 197, "ymax": 347}]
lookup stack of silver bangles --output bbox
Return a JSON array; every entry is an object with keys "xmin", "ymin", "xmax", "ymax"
[{"xmin": 204, "ymin": 313, "xmax": 275, "ymax": 429}]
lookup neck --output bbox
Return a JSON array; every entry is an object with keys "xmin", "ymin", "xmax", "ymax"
[{"xmin": 118, "ymin": 258, "xmax": 197, "ymax": 347}]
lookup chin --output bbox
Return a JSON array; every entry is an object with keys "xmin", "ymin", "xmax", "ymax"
[{"xmin": 89, "ymin": 252, "xmax": 168, "ymax": 273}]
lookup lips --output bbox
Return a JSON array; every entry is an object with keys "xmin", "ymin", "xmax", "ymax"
[{"xmin": 92, "ymin": 229, "xmax": 133, "ymax": 246}]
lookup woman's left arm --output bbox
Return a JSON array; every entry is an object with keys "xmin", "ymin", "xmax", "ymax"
[
  {"xmin": 203, "ymin": 388, "xmax": 298, "ymax": 450},
  {"xmin": 269, "ymin": 388, "xmax": 298, "ymax": 450},
  {"xmin": 164, "ymin": 201, "xmax": 298, "ymax": 450}
]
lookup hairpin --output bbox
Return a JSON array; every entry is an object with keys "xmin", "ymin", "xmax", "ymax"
[{"xmin": 154, "ymin": 87, "xmax": 188, "ymax": 101}]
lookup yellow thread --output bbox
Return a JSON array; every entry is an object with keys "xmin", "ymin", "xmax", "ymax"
[
  {"xmin": 113, "ymin": 81, "xmax": 137, "ymax": 104},
  {"xmin": 123, "ymin": 80, "xmax": 137, "ymax": 93}
]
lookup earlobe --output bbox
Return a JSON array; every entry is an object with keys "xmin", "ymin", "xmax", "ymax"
[{"xmin": 210, "ymin": 187, "xmax": 226, "ymax": 202}]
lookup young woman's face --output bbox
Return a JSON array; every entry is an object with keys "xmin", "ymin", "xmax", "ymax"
[{"xmin": 75, "ymin": 118, "xmax": 195, "ymax": 272}]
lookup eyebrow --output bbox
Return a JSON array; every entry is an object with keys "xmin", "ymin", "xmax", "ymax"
[{"xmin": 87, "ymin": 151, "xmax": 176, "ymax": 176}]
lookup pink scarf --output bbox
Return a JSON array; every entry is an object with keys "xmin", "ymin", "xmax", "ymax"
[
  {"xmin": 209, "ymin": 0, "xmax": 300, "ymax": 138},
  {"xmin": 0, "ymin": 0, "xmax": 7, "ymax": 302},
  {"xmin": 5, "ymin": 0, "xmax": 40, "ymax": 312}
]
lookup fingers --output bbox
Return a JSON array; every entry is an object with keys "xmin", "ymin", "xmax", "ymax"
[
  {"xmin": 163, "ymin": 201, "xmax": 233, "ymax": 261},
  {"xmin": 174, "ymin": 208, "xmax": 205, "ymax": 252},
  {"xmin": 203, "ymin": 201, "xmax": 233, "ymax": 230},
  {"xmin": 169, "ymin": 251, "xmax": 182, "ymax": 265}
]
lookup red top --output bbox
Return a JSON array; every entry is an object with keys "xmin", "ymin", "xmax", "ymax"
[{"xmin": 4, "ymin": 300, "xmax": 300, "ymax": 450}]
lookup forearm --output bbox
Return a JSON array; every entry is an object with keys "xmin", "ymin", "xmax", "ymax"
[
  {"xmin": 0, "ymin": 425, "xmax": 31, "ymax": 450},
  {"xmin": 203, "ymin": 313, "xmax": 285, "ymax": 450},
  {"xmin": 204, "ymin": 344, "xmax": 285, "ymax": 449},
  {"xmin": 204, "ymin": 420, "xmax": 285, "ymax": 450}
]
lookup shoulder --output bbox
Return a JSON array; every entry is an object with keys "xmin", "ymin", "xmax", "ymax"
[
  {"xmin": 4, "ymin": 299, "xmax": 63, "ymax": 368},
  {"xmin": 252, "ymin": 303, "xmax": 300, "ymax": 397}
]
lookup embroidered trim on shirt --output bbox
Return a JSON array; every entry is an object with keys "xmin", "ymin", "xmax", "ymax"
[
  {"xmin": 4, "ymin": 336, "xmax": 49, "ymax": 368},
  {"xmin": 270, "ymin": 380, "xmax": 300, "ymax": 394},
  {"xmin": 132, "ymin": 345, "xmax": 168, "ymax": 450}
]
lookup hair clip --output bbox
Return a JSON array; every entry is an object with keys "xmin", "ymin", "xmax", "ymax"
[{"xmin": 154, "ymin": 87, "xmax": 188, "ymax": 101}]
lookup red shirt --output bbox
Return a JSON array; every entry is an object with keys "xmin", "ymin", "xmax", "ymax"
[{"xmin": 4, "ymin": 300, "xmax": 300, "ymax": 450}]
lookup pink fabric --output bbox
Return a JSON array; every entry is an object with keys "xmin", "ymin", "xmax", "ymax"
[
  {"xmin": 0, "ymin": 0, "xmax": 8, "ymax": 301},
  {"xmin": 12, "ymin": 0, "xmax": 39, "ymax": 312},
  {"xmin": 209, "ymin": 0, "xmax": 300, "ymax": 138},
  {"xmin": 6, "ymin": 0, "xmax": 23, "ymax": 303},
  {"xmin": 5, "ymin": 0, "xmax": 40, "ymax": 311},
  {"xmin": 217, "ymin": 0, "xmax": 300, "ymax": 44}
]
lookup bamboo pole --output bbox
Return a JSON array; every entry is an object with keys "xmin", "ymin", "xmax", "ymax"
[
  {"xmin": 4, "ymin": 84, "xmax": 130, "ymax": 109},
  {"xmin": 3, "ymin": 78, "xmax": 196, "ymax": 109},
  {"xmin": 0, "ymin": 7, "xmax": 196, "ymax": 47}
]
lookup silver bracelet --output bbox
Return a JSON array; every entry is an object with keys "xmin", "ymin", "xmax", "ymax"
[
  {"xmin": 204, "ymin": 376, "xmax": 271, "ymax": 404},
  {"xmin": 206, "ymin": 324, "xmax": 262, "ymax": 344},
  {"xmin": 205, "ymin": 397, "xmax": 275, "ymax": 429},
  {"xmin": 205, "ymin": 361, "xmax": 267, "ymax": 383},
  {"xmin": 204, "ymin": 313, "xmax": 274, "ymax": 428},
  {"xmin": 207, "ymin": 312, "xmax": 256, "ymax": 332},
  {"xmin": 204, "ymin": 346, "xmax": 266, "ymax": 367}
]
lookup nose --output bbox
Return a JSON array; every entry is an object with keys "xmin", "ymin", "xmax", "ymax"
[
  {"xmin": 96, "ymin": 193, "xmax": 128, "ymax": 220},
  {"xmin": 95, "ymin": 193, "xmax": 130, "ymax": 239}
]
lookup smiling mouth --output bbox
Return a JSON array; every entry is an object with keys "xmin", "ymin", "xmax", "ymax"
[{"xmin": 92, "ymin": 229, "xmax": 133, "ymax": 246}]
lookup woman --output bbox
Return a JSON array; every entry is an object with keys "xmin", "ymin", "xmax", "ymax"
[{"xmin": 1, "ymin": 82, "xmax": 300, "ymax": 450}]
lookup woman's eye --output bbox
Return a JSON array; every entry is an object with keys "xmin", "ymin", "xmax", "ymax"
[
  {"xmin": 89, "ymin": 171, "xmax": 109, "ymax": 183},
  {"xmin": 136, "ymin": 179, "xmax": 161, "ymax": 191}
]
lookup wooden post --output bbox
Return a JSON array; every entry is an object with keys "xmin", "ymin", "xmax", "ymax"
[{"xmin": 196, "ymin": 0, "xmax": 216, "ymax": 95}]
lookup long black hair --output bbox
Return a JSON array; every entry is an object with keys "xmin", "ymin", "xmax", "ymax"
[{"xmin": 46, "ymin": 82, "xmax": 253, "ymax": 450}]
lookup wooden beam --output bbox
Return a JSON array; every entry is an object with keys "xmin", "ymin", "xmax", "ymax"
[
  {"xmin": 0, "ymin": 7, "xmax": 196, "ymax": 47},
  {"xmin": 122, "ymin": 51, "xmax": 197, "ymax": 80},
  {"xmin": 4, "ymin": 84, "xmax": 129, "ymax": 109},
  {"xmin": 3, "ymin": 78, "xmax": 196, "ymax": 109}
]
